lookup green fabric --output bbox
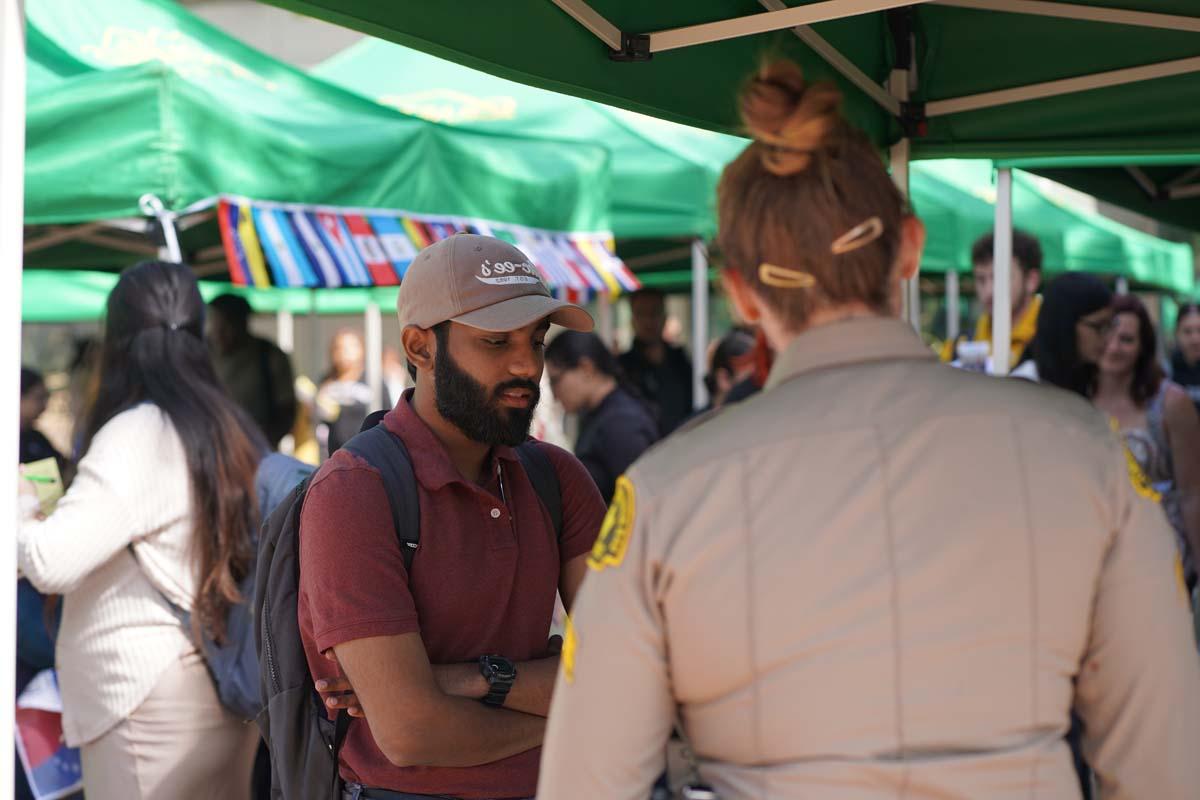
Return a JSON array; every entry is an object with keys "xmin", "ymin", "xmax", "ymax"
[
  {"xmin": 314, "ymin": 39, "xmax": 746, "ymax": 240},
  {"xmin": 912, "ymin": 161, "xmax": 1193, "ymax": 293},
  {"xmin": 24, "ymin": 0, "xmax": 612, "ymax": 233},
  {"xmin": 22, "ymin": 270, "xmax": 403, "ymax": 322},
  {"xmin": 261, "ymin": 0, "xmax": 1200, "ymax": 160}
]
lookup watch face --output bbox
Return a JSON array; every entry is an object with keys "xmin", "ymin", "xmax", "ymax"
[{"xmin": 485, "ymin": 657, "xmax": 516, "ymax": 681}]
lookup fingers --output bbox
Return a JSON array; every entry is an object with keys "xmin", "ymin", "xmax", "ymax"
[{"xmin": 315, "ymin": 677, "xmax": 352, "ymax": 693}]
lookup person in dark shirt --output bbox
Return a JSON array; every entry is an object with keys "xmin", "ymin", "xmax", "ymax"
[
  {"xmin": 208, "ymin": 294, "xmax": 297, "ymax": 449},
  {"xmin": 1171, "ymin": 303, "xmax": 1200, "ymax": 412},
  {"xmin": 547, "ymin": 331, "xmax": 659, "ymax": 503},
  {"xmin": 618, "ymin": 289, "xmax": 694, "ymax": 435},
  {"xmin": 20, "ymin": 368, "xmax": 65, "ymax": 471}
]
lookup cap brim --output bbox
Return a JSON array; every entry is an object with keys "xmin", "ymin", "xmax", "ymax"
[{"xmin": 451, "ymin": 294, "xmax": 594, "ymax": 333}]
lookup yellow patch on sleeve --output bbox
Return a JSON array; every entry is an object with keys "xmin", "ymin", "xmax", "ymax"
[
  {"xmin": 562, "ymin": 614, "xmax": 577, "ymax": 685},
  {"xmin": 1176, "ymin": 555, "xmax": 1190, "ymax": 605},
  {"xmin": 1122, "ymin": 443, "xmax": 1162, "ymax": 503},
  {"xmin": 588, "ymin": 475, "xmax": 636, "ymax": 571}
]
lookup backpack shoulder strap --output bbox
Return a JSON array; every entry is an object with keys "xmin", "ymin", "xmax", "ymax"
[
  {"xmin": 343, "ymin": 425, "xmax": 420, "ymax": 572},
  {"xmin": 515, "ymin": 442, "xmax": 562, "ymax": 540}
]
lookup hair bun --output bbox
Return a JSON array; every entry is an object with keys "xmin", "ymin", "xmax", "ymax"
[{"xmin": 741, "ymin": 61, "xmax": 843, "ymax": 176}]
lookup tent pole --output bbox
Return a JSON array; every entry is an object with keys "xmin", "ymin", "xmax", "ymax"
[
  {"xmin": 992, "ymin": 168, "xmax": 1014, "ymax": 375},
  {"xmin": 276, "ymin": 309, "xmax": 295, "ymax": 355},
  {"xmin": 691, "ymin": 238, "xmax": 710, "ymax": 410},
  {"xmin": 596, "ymin": 294, "xmax": 615, "ymax": 350},
  {"xmin": 889, "ymin": 69, "xmax": 919, "ymax": 332},
  {"xmin": 946, "ymin": 270, "xmax": 961, "ymax": 343},
  {"xmin": 139, "ymin": 194, "xmax": 182, "ymax": 262},
  {"xmin": 365, "ymin": 300, "xmax": 383, "ymax": 411},
  {"xmin": 0, "ymin": 0, "xmax": 24, "ymax": 790}
]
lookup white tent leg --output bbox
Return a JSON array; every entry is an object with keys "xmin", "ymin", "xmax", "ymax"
[
  {"xmin": 365, "ymin": 300, "xmax": 384, "ymax": 411},
  {"xmin": 946, "ymin": 270, "xmax": 961, "ymax": 343},
  {"xmin": 1116, "ymin": 277, "xmax": 1130, "ymax": 296},
  {"xmin": 691, "ymin": 239, "xmax": 710, "ymax": 410},
  {"xmin": 992, "ymin": 168, "xmax": 1014, "ymax": 375},
  {"xmin": 276, "ymin": 309, "xmax": 295, "ymax": 354},
  {"xmin": 596, "ymin": 294, "xmax": 615, "ymax": 349},
  {"xmin": 0, "ymin": 0, "xmax": 25, "ymax": 791}
]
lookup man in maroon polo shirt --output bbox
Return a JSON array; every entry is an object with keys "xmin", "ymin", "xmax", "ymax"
[{"xmin": 300, "ymin": 234, "xmax": 607, "ymax": 800}]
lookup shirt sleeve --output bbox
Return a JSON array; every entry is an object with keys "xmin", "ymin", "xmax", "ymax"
[
  {"xmin": 540, "ymin": 443, "xmax": 607, "ymax": 564},
  {"xmin": 538, "ymin": 467, "xmax": 675, "ymax": 799},
  {"xmin": 299, "ymin": 459, "xmax": 421, "ymax": 654},
  {"xmin": 18, "ymin": 411, "xmax": 152, "ymax": 594},
  {"xmin": 1075, "ymin": 441, "xmax": 1200, "ymax": 799}
]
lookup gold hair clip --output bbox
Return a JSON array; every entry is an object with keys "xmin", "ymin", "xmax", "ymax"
[
  {"xmin": 759, "ymin": 263, "xmax": 817, "ymax": 289},
  {"xmin": 831, "ymin": 216, "xmax": 884, "ymax": 256}
]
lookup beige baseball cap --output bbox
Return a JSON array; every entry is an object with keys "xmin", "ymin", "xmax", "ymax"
[{"xmin": 396, "ymin": 233, "xmax": 594, "ymax": 333}]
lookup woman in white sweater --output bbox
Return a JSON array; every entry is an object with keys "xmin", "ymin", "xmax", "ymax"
[{"xmin": 18, "ymin": 262, "xmax": 267, "ymax": 799}]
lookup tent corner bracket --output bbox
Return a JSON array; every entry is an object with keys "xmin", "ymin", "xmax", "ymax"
[{"xmin": 609, "ymin": 32, "xmax": 652, "ymax": 62}]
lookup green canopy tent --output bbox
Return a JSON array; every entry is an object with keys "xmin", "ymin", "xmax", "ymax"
[{"xmin": 259, "ymin": 0, "xmax": 1200, "ymax": 371}]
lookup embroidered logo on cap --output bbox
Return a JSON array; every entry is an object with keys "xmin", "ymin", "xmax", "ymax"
[{"xmin": 476, "ymin": 259, "xmax": 541, "ymax": 286}]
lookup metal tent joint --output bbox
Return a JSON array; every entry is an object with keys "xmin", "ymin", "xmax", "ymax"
[{"xmin": 609, "ymin": 32, "xmax": 652, "ymax": 62}]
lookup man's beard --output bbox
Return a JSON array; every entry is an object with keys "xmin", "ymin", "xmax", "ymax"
[{"xmin": 434, "ymin": 347, "xmax": 540, "ymax": 447}]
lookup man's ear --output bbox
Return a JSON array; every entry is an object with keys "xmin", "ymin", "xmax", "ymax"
[
  {"xmin": 721, "ymin": 269, "xmax": 763, "ymax": 325},
  {"xmin": 896, "ymin": 215, "xmax": 926, "ymax": 282},
  {"xmin": 402, "ymin": 326, "xmax": 436, "ymax": 375}
]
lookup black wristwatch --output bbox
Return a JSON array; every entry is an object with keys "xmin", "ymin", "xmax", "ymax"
[{"xmin": 478, "ymin": 655, "xmax": 517, "ymax": 707}]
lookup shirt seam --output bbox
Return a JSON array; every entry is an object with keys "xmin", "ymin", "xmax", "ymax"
[
  {"xmin": 738, "ymin": 452, "xmax": 766, "ymax": 800},
  {"xmin": 1011, "ymin": 420, "xmax": 1042, "ymax": 800},
  {"xmin": 313, "ymin": 615, "xmax": 420, "ymax": 642},
  {"xmin": 872, "ymin": 424, "xmax": 909, "ymax": 799}
]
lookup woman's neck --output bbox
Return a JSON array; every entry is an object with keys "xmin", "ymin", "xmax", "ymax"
[
  {"xmin": 765, "ymin": 302, "xmax": 882, "ymax": 354},
  {"xmin": 1094, "ymin": 369, "xmax": 1134, "ymax": 404}
]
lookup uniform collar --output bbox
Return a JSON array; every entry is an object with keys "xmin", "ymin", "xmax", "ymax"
[
  {"xmin": 765, "ymin": 316, "xmax": 936, "ymax": 391},
  {"xmin": 384, "ymin": 390, "xmax": 517, "ymax": 492}
]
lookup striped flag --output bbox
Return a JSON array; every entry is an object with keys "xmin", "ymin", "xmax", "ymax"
[
  {"xmin": 316, "ymin": 212, "xmax": 372, "ymax": 286},
  {"xmin": 369, "ymin": 216, "xmax": 418, "ymax": 279},
  {"xmin": 402, "ymin": 218, "xmax": 432, "ymax": 250},
  {"xmin": 217, "ymin": 199, "xmax": 252, "ymax": 287},
  {"xmin": 291, "ymin": 210, "xmax": 340, "ymax": 288},
  {"xmin": 236, "ymin": 203, "xmax": 273, "ymax": 287},
  {"xmin": 253, "ymin": 206, "xmax": 307, "ymax": 287},
  {"xmin": 345, "ymin": 214, "xmax": 399, "ymax": 286}
]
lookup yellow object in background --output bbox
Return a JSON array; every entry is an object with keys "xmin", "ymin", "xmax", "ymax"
[{"xmin": 23, "ymin": 457, "xmax": 64, "ymax": 516}]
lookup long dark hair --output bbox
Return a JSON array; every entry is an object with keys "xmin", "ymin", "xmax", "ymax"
[
  {"xmin": 545, "ymin": 331, "xmax": 647, "ymax": 407},
  {"xmin": 1110, "ymin": 295, "xmax": 1164, "ymax": 406},
  {"xmin": 1032, "ymin": 273, "xmax": 1112, "ymax": 397},
  {"xmin": 80, "ymin": 261, "xmax": 266, "ymax": 643}
]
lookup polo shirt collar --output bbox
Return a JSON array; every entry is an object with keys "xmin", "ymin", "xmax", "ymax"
[
  {"xmin": 385, "ymin": 391, "xmax": 518, "ymax": 492},
  {"xmin": 765, "ymin": 316, "xmax": 936, "ymax": 391}
]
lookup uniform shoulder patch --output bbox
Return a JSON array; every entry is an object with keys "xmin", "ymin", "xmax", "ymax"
[
  {"xmin": 1110, "ymin": 418, "xmax": 1162, "ymax": 503},
  {"xmin": 588, "ymin": 475, "xmax": 636, "ymax": 571},
  {"xmin": 562, "ymin": 614, "xmax": 577, "ymax": 685}
]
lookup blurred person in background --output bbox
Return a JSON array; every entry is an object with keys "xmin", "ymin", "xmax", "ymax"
[
  {"xmin": 702, "ymin": 328, "xmax": 756, "ymax": 411},
  {"xmin": 941, "ymin": 230, "xmax": 1043, "ymax": 370},
  {"xmin": 316, "ymin": 327, "xmax": 372, "ymax": 455},
  {"xmin": 20, "ymin": 368, "xmax": 66, "ymax": 475},
  {"xmin": 1095, "ymin": 294, "xmax": 1200, "ymax": 596},
  {"xmin": 546, "ymin": 330, "xmax": 658, "ymax": 503},
  {"xmin": 382, "ymin": 345, "xmax": 408, "ymax": 409},
  {"xmin": 1012, "ymin": 272, "xmax": 1114, "ymax": 392},
  {"xmin": 208, "ymin": 294, "xmax": 297, "ymax": 449},
  {"xmin": 18, "ymin": 262, "xmax": 264, "ymax": 799},
  {"xmin": 539, "ymin": 60, "xmax": 1200, "ymax": 800},
  {"xmin": 619, "ymin": 288, "xmax": 694, "ymax": 435},
  {"xmin": 1170, "ymin": 303, "xmax": 1200, "ymax": 410}
]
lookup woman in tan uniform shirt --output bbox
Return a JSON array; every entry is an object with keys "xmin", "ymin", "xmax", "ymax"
[{"xmin": 538, "ymin": 61, "xmax": 1200, "ymax": 800}]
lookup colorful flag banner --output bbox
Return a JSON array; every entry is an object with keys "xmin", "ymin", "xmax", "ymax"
[{"xmin": 216, "ymin": 196, "xmax": 638, "ymax": 298}]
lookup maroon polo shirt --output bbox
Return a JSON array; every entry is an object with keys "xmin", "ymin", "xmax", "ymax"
[{"xmin": 297, "ymin": 395, "xmax": 605, "ymax": 798}]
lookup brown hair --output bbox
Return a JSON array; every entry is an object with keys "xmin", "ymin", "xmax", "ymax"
[
  {"xmin": 1111, "ymin": 294, "xmax": 1164, "ymax": 406},
  {"xmin": 717, "ymin": 61, "xmax": 908, "ymax": 330}
]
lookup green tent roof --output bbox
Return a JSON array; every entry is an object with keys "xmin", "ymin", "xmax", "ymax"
[
  {"xmin": 260, "ymin": 1, "xmax": 1200, "ymax": 161},
  {"xmin": 313, "ymin": 38, "xmax": 746, "ymax": 240},
  {"xmin": 24, "ymin": 0, "xmax": 612, "ymax": 233}
]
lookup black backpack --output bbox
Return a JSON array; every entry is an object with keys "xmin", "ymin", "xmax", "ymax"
[{"xmin": 254, "ymin": 416, "xmax": 562, "ymax": 800}]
